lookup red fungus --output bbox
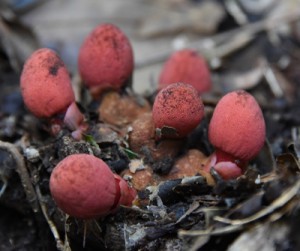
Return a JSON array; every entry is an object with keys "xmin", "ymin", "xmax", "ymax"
[
  {"xmin": 213, "ymin": 161, "xmax": 242, "ymax": 180},
  {"xmin": 152, "ymin": 83, "xmax": 204, "ymax": 139},
  {"xmin": 21, "ymin": 48, "xmax": 75, "ymax": 118},
  {"xmin": 49, "ymin": 154, "xmax": 137, "ymax": 219},
  {"xmin": 206, "ymin": 90, "xmax": 266, "ymax": 179},
  {"xmin": 114, "ymin": 174, "xmax": 138, "ymax": 207},
  {"xmin": 158, "ymin": 49, "xmax": 211, "ymax": 94},
  {"xmin": 20, "ymin": 48, "xmax": 87, "ymax": 140},
  {"xmin": 63, "ymin": 102, "xmax": 89, "ymax": 140},
  {"xmin": 78, "ymin": 23, "xmax": 134, "ymax": 95}
]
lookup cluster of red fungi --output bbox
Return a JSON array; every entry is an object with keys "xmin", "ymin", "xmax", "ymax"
[{"xmin": 20, "ymin": 24, "xmax": 266, "ymax": 219}]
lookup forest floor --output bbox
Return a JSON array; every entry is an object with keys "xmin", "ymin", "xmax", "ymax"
[{"xmin": 1, "ymin": 0, "xmax": 300, "ymax": 250}]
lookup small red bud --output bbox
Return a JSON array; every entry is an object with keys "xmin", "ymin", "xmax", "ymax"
[
  {"xmin": 159, "ymin": 49, "xmax": 211, "ymax": 94},
  {"xmin": 50, "ymin": 154, "xmax": 136, "ymax": 219},
  {"xmin": 153, "ymin": 83, "xmax": 204, "ymax": 138},
  {"xmin": 209, "ymin": 90, "xmax": 266, "ymax": 162},
  {"xmin": 78, "ymin": 23, "xmax": 134, "ymax": 94},
  {"xmin": 21, "ymin": 48, "xmax": 75, "ymax": 118},
  {"xmin": 21, "ymin": 48, "xmax": 87, "ymax": 139},
  {"xmin": 206, "ymin": 90, "xmax": 266, "ymax": 179}
]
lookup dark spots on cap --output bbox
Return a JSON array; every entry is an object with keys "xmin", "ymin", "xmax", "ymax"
[
  {"xmin": 162, "ymin": 89, "xmax": 173, "ymax": 100},
  {"xmin": 110, "ymin": 36, "xmax": 118, "ymax": 50},
  {"xmin": 67, "ymin": 177, "xmax": 75, "ymax": 184},
  {"xmin": 236, "ymin": 90, "xmax": 247, "ymax": 96},
  {"xmin": 235, "ymin": 90, "xmax": 250, "ymax": 107},
  {"xmin": 49, "ymin": 59, "xmax": 64, "ymax": 76},
  {"xmin": 159, "ymin": 84, "xmax": 201, "ymax": 113},
  {"xmin": 189, "ymin": 51, "xmax": 198, "ymax": 57}
]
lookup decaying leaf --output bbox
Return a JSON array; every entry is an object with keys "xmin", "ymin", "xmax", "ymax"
[
  {"xmin": 228, "ymin": 221, "xmax": 289, "ymax": 251},
  {"xmin": 0, "ymin": 3, "xmax": 39, "ymax": 72}
]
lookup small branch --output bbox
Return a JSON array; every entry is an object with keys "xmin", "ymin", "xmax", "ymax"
[
  {"xmin": 135, "ymin": 10, "xmax": 300, "ymax": 69},
  {"xmin": 178, "ymin": 224, "xmax": 243, "ymax": 237},
  {"xmin": 0, "ymin": 140, "xmax": 39, "ymax": 212},
  {"xmin": 35, "ymin": 185, "xmax": 67, "ymax": 251},
  {"xmin": 213, "ymin": 179, "xmax": 300, "ymax": 226}
]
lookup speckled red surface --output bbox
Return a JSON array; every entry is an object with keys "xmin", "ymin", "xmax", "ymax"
[
  {"xmin": 50, "ymin": 154, "xmax": 118, "ymax": 219},
  {"xmin": 78, "ymin": 23, "xmax": 134, "ymax": 90},
  {"xmin": 158, "ymin": 49, "xmax": 211, "ymax": 94},
  {"xmin": 208, "ymin": 90, "xmax": 266, "ymax": 161},
  {"xmin": 20, "ymin": 48, "xmax": 75, "ymax": 118},
  {"xmin": 152, "ymin": 83, "xmax": 204, "ymax": 138}
]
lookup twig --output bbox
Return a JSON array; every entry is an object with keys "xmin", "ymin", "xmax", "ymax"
[
  {"xmin": 0, "ymin": 140, "xmax": 39, "ymax": 212},
  {"xmin": 214, "ymin": 179, "xmax": 300, "ymax": 226},
  {"xmin": 35, "ymin": 185, "xmax": 66, "ymax": 251},
  {"xmin": 264, "ymin": 66, "xmax": 284, "ymax": 98},
  {"xmin": 0, "ymin": 176, "xmax": 7, "ymax": 197},
  {"xmin": 135, "ymin": 10, "xmax": 300, "ymax": 69},
  {"xmin": 178, "ymin": 224, "xmax": 243, "ymax": 237}
]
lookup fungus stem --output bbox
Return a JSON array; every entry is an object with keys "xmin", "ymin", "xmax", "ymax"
[{"xmin": 63, "ymin": 102, "xmax": 88, "ymax": 140}]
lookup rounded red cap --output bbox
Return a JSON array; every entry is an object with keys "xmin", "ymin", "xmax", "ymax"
[
  {"xmin": 78, "ymin": 23, "xmax": 134, "ymax": 91},
  {"xmin": 50, "ymin": 154, "xmax": 117, "ymax": 219},
  {"xmin": 208, "ymin": 90, "xmax": 266, "ymax": 161},
  {"xmin": 20, "ymin": 48, "xmax": 75, "ymax": 118},
  {"xmin": 153, "ymin": 82, "xmax": 204, "ymax": 138},
  {"xmin": 158, "ymin": 49, "xmax": 211, "ymax": 94}
]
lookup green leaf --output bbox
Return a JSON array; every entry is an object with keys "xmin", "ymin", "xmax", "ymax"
[
  {"xmin": 84, "ymin": 134, "xmax": 100, "ymax": 149},
  {"xmin": 122, "ymin": 147, "xmax": 139, "ymax": 159}
]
